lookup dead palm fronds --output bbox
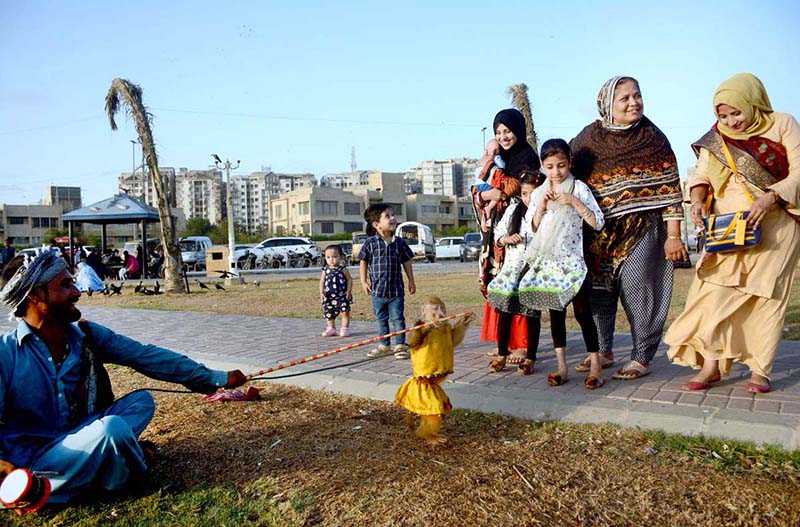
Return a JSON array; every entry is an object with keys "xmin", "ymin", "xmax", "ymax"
[
  {"xmin": 106, "ymin": 78, "xmax": 185, "ymax": 293},
  {"xmin": 506, "ymin": 83, "xmax": 538, "ymax": 152}
]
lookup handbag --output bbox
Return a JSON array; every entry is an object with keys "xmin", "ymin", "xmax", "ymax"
[{"xmin": 702, "ymin": 138, "xmax": 762, "ymax": 253}]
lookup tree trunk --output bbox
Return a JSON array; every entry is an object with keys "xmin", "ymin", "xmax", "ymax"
[
  {"xmin": 106, "ymin": 78, "xmax": 185, "ymax": 293},
  {"xmin": 506, "ymin": 83, "xmax": 538, "ymax": 152}
]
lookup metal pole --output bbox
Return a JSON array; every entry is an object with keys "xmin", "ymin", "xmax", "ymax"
[
  {"xmin": 213, "ymin": 156, "xmax": 240, "ymax": 274},
  {"xmin": 481, "ymin": 127, "xmax": 487, "ymax": 149}
]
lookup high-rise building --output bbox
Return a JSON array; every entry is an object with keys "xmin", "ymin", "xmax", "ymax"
[
  {"xmin": 414, "ymin": 158, "xmax": 478, "ymax": 197},
  {"xmin": 41, "ymin": 185, "xmax": 82, "ymax": 213},
  {"xmin": 117, "ymin": 167, "xmax": 177, "ymax": 207},
  {"xmin": 174, "ymin": 168, "xmax": 224, "ymax": 224}
]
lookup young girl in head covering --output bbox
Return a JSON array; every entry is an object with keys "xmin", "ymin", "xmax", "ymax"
[
  {"xmin": 518, "ymin": 139, "xmax": 606, "ymax": 388},
  {"xmin": 666, "ymin": 73, "xmax": 800, "ymax": 394},
  {"xmin": 485, "ymin": 170, "xmax": 545, "ymax": 375}
]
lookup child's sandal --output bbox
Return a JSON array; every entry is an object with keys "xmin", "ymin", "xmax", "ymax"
[
  {"xmin": 584, "ymin": 376, "xmax": 605, "ymax": 390},
  {"xmin": 547, "ymin": 373, "xmax": 568, "ymax": 386},
  {"xmin": 489, "ymin": 359, "xmax": 506, "ymax": 373},
  {"xmin": 518, "ymin": 360, "xmax": 534, "ymax": 376}
]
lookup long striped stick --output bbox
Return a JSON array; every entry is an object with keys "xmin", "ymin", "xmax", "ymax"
[{"xmin": 246, "ymin": 311, "xmax": 473, "ymax": 379}]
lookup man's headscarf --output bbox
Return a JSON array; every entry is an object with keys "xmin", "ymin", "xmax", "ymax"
[{"xmin": 0, "ymin": 249, "xmax": 68, "ymax": 313}]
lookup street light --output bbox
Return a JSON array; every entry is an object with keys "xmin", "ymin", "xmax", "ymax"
[
  {"xmin": 212, "ymin": 154, "xmax": 240, "ymax": 277},
  {"xmin": 481, "ymin": 127, "xmax": 487, "ymax": 150}
]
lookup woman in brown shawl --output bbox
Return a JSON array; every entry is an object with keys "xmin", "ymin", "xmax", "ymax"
[
  {"xmin": 570, "ymin": 76, "xmax": 686, "ymax": 380},
  {"xmin": 666, "ymin": 73, "xmax": 800, "ymax": 394}
]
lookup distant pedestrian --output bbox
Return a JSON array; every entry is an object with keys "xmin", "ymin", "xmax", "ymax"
[
  {"xmin": 359, "ymin": 203, "xmax": 416, "ymax": 359},
  {"xmin": 0, "ymin": 239, "xmax": 14, "ymax": 270},
  {"xmin": 319, "ymin": 245, "xmax": 353, "ymax": 337}
]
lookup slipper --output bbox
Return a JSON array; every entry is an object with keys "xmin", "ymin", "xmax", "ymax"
[
  {"xmin": 547, "ymin": 373, "xmax": 568, "ymax": 386},
  {"xmin": 507, "ymin": 354, "xmax": 525, "ymax": 365},
  {"xmin": 681, "ymin": 374, "xmax": 721, "ymax": 391},
  {"xmin": 746, "ymin": 381, "xmax": 770, "ymax": 394},
  {"xmin": 575, "ymin": 353, "xmax": 614, "ymax": 373},
  {"xmin": 612, "ymin": 361, "xmax": 650, "ymax": 380},
  {"xmin": 518, "ymin": 360, "xmax": 534, "ymax": 376},
  {"xmin": 489, "ymin": 359, "xmax": 506, "ymax": 373},
  {"xmin": 584, "ymin": 376, "xmax": 605, "ymax": 390}
]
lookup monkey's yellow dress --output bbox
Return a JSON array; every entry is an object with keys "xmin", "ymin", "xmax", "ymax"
[{"xmin": 395, "ymin": 324, "xmax": 455, "ymax": 416}]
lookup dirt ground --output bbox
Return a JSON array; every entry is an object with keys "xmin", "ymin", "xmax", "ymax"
[{"xmin": 107, "ymin": 370, "xmax": 800, "ymax": 527}]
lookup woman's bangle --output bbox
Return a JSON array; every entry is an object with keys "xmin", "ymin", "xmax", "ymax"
[{"xmin": 667, "ymin": 236, "xmax": 681, "ymax": 241}]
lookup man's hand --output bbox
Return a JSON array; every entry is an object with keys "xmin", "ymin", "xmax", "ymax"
[
  {"xmin": 225, "ymin": 370, "xmax": 247, "ymax": 389},
  {"xmin": 361, "ymin": 281, "xmax": 372, "ymax": 295},
  {"xmin": 408, "ymin": 280, "xmax": 416, "ymax": 295}
]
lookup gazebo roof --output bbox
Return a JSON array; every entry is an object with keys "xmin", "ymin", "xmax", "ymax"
[{"xmin": 62, "ymin": 194, "xmax": 161, "ymax": 224}]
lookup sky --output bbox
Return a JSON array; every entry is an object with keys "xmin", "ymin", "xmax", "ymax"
[{"xmin": 1, "ymin": 0, "xmax": 799, "ymax": 206}]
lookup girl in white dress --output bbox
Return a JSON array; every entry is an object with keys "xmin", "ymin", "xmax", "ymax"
[{"xmin": 519, "ymin": 139, "xmax": 606, "ymax": 389}]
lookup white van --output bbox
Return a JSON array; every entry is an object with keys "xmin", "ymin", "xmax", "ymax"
[
  {"xmin": 397, "ymin": 222, "xmax": 435, "ymax": 263},
  {"xmin": 179, "ymin": 236, "xmax": 213, "ymax": 271}
]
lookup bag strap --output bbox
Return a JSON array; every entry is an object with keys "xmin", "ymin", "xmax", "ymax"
[
  {"xmin": 720, "ymin": 136, "xmax": 755, "ymax": 205},
  {"xmin": 705, "ymin": 211, "xmax": 743, "ymax": 242}
]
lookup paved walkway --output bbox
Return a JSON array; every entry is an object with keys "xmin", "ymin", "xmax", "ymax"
[{"xmin": 5, "ymin": 307, "xmax": 800, "ymax": 449}]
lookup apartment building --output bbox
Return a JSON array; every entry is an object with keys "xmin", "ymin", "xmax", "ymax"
[
  {"xmin": 117, "ymin": 167, "xmax": 177, "ymax": 207},
  {"xmin": 41, "ymin": 185, "xmax": 82, "ymax": 213},
  {"xmin": 0, "ymin": 203, "xmax": 63, "ymax": 246},
  {"xmin": 414, "ymin": 158, "xmax": 479, "ymax": 197},
  {"xmin": 406, "ymin": 194, "xmax": 459, "ymax": 232},
  {"xmin": 269, "ymin": 172, "xmax": 407, "ymax": 236},
  {"xmin": 174, "ymin": 168, "xmax": 224, "ymax": 224},
  {"xmin": 319, "ymin": 171, "xmax": 371, "ymax": 190}
]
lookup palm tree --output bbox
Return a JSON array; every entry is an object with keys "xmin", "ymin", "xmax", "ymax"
[
  {"xmin": 106, "ymin": 78, "xmax": 185, "ymax": 293},
  {"xmin": 506, "ymin": 83, "xmax": 538, "ymax": 152}
]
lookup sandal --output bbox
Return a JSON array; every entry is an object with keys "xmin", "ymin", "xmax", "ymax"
[
  {"xmin": 575, "ymin": 353, "xmax": 614, "ymax": 373},
  {"xmin": 612, "ymin": 360, "xmax": 650, "ymax": 380},
  {"xmin": 489, "ymin": 359, "xmax": 507, "ymax": 373},
  {"xmin": 547, "ymin": 373, "xmax": 568, "ymax": 386},
  {"xmin": 518, "ymin": 360, "xmax": 534, "ymax": 376},
  {"xmin": 746, "ymin": 380, "xmax": 771, "ymax": 394},
  {"xmin": 584, "ymin": 376, "xmax": 605, "ymax": 390},
  {"xmin": 681, "ymin": 373, "xmax": 721, "ymax": 391}
]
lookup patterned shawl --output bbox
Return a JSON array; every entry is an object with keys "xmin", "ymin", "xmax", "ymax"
[{"xmin": 570, "ymin": 116, "xmax": 683, "ymax": 219}]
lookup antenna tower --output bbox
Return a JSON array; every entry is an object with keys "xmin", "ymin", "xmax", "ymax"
[{"xmin": 351, "ymin": 146, "xmax": 357, "ymax": 173}]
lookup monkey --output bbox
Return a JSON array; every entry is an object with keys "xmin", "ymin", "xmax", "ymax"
[{"xmin": 394, "ymin": 296, "xmax": 475, "ymax": 445}]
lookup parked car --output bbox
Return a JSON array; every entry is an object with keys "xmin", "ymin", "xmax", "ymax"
[
  {"xmin": 460, "ymin": 232, "xmax": 481, "ymax": 262},
  {"xmin": 253, "ymin": 237, "xmax": 320, "ymax": 264},
  {"xmin": 397, "ymin": 222, "xmax": 435, "ymax": 263},
  {"xmin": 179, "ymin": 236, "xmax": 213, "ymax": 272},
  {"xmin": 435, "ymin": 237, "xmax": 465, "ymax": 260}
]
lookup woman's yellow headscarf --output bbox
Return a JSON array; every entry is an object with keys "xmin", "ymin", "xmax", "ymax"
[{"xmin": 713, "ymin": 73, "xmax": 774, "ymax": 139}]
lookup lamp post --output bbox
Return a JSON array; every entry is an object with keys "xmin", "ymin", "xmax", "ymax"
[
  {"xmin": 212, "ymin": 154, "xmax": 240, "ymax": 276},
  {"xmin": 481, "ymin": 127, "xmax": 487, "ymax": 150}
]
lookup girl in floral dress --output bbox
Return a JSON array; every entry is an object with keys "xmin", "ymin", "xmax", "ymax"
[{"xmin": 519, "ymin": 139, "xmax": 606, "ymax": 389}]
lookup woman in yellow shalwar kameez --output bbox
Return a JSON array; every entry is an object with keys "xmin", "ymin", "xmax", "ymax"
[
  {"xmin": 665, "ymin": 73, "xmax": 800, "ymax": 394},
  {"xmin": 395, "ymin": 297, "xmax": 475, "ymax": 445}
]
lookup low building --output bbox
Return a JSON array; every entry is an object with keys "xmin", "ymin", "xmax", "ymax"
[
  {"xmin": 0, "ymin": 203, "xmax": 64, "ymax": 247},
  {"xmin": 406, "ymin": 194, "xmax": 459, "ymax": 232},
  {"xmin": 269, "ymin": 171, "xmax": 407, "ymax": 236}
]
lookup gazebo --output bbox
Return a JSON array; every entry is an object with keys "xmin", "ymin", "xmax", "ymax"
[{"xmin": 61, "ymin": 194, "xmax": 163, "ymax": 278}]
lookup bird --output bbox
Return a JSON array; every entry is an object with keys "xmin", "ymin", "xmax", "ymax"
[
  {"xmin": 195, "ymin": 279, "xmax": 209, "ymax": 290},
  {"xmin": 214, "ymin": 283, "xmax": 226, "ymax": 291},
  {"xmin": 102, "ymin": 284, "xmax": 110, "ymax": 296},
  {"xmin": 154, "ymin": 281, "xmax": 160, "ymax": 294},
  {"xmin": 216, "ymin": 270, "xmax": 236, "ymax": 279},
  {"xmin": 109, "ymin": 283, "xmax": 123, "ymax": 295},
  {"xmin": 134, "ymin": 281, "xmax": 143, "ymax": 293},
  {"xmin": 212, "ymin": 154, "xmax": 222, "ymax": 164},
  {"xmin": 253, "ymin": 280, "xmax": 261, "ymax": 288}
]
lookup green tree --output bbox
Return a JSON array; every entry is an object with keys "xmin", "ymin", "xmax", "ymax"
[
  {"xmin": 182, "ymin": 217, "xmax": 213, "ymax": 238},
  {"xmin": 106, "ymin": 78, "xmax": 185, "ymax": 292}
]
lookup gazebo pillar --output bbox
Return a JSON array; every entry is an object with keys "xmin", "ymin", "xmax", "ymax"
[
  {"xmin": 141, "ymin": 220, "xmax": 148, "ymax": 279},
  {"xmin": 101, "ymin": 224, "xmax": 108, "ymax": 254},
  {"xmin": 67, "ymin": 221, "xmax": 74, "ymax": 273}
]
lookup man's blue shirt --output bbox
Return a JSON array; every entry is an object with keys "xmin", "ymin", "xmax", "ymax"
[{"xmin": 0, "ymin": 320, "xmax": 227, "ymax": 466}]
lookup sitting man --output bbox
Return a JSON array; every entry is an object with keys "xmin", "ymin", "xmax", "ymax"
[{"xmin": 0, "ymin": 250, "xmax": 247, "ymax": 509}]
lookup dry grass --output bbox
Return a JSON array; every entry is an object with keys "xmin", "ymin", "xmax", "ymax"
[{"xmin": 11, "ymin": 370, "xmax": 800, "ymax": 527}]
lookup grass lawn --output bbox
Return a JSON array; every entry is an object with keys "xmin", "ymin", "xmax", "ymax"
[
  {"xmin": 7, "ymin": 370, "xmax": 800, "ymax": 527},
  {"xmin": 81, "ymin": 267, "xmax": 800, "ymax": 339}
]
